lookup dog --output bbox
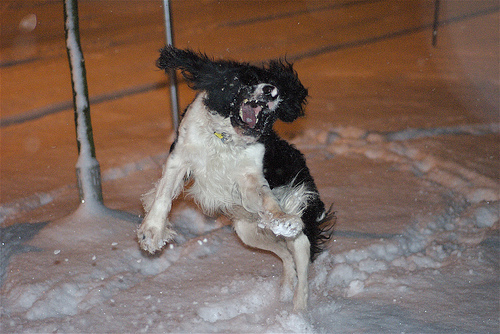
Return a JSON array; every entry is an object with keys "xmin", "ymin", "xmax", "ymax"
[{"xmin": 137, "ymin": 46, "xmax": 334, "ymax": 311}]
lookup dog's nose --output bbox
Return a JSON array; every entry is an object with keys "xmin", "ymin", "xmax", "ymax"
[{"xmin": 262, "ymin": 85, "xmax": 278, "ymax": 99}]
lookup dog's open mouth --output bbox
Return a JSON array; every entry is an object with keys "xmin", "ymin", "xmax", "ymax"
[{"xmin": 239, "ymin": 99, "xmax": 267, "ymax": 128}]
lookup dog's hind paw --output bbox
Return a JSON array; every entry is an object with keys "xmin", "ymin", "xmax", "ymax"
[
  {"xmin": 137, "ymin": 224, "xmax": 176, "ymax": 254},
  {"xmin": 258, "ymin": 213, "xmax": 304, "ymax": 238},
  {"xmin": 293, "ymin": 293, "xmax": 308, "ymax": 312},
  {"xmin": 280, "ymin": 283, "xmax": 294, "ymax": 302}
]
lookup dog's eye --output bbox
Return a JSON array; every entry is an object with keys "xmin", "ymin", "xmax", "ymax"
[{"xmin": 262, "ymin": 85, "xmax": 278, "ymax": 98}]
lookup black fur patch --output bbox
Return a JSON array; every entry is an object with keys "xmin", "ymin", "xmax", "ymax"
[{"xmin": 259, "ymin": 131, "xmax": 335, "ymax": 261}]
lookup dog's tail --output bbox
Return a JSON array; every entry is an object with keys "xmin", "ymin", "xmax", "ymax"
[{"xmin": 304, "ymin": 203, "xmax": 336, "ymax": 262}]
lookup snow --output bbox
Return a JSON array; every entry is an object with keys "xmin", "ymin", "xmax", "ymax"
[
  {"xmin": 1, "ymin": 1, "xmax": 498, "ymax": 333},
  {"xmin": 2, "ymin": 125, "xmax": 498, "ymax": 333}
]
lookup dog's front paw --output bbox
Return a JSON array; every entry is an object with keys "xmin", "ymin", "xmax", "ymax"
[
  {"xmin": 258, "ymin": 212, "xmax": 304, "ymax": 238},
  {"xmin": 137, "ymin": 223, "xmax": 176, "ymax": 254}
]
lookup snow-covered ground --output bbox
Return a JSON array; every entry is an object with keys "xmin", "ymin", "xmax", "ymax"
[{"xmin": 1, "ymin": 1, "xmax": 498, "ymax": 333}]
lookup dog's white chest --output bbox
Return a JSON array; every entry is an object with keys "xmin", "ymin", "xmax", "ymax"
[
  {"xmin": 188, "ymin": 142, "xmax": 264, "ymax": 212},
  {"xmin": 177, "ymin": 95, "xmax": 266, "ymax": 214}
]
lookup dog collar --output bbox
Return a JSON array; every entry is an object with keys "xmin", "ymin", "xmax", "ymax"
[{"xmin": 214, "ymin": 131, "xmax": 230, "ymax": 143}]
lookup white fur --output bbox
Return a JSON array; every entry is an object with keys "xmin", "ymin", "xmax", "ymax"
[
  {"xmin": 137, "ymin": 92, "xmax": 311, "ymax": 310},
  {"xmin": 272, "ymin": 182, "xmax": 316, "ymax": 217}
]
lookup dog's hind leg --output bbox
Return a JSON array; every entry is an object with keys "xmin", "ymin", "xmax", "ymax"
[
  {"xmin": 287, "ymin": 233, "xmax": 310, "ymax": 311},
  {"xmin": 233, "ymin": 219, "xmax": 298, "ymax": 305}
]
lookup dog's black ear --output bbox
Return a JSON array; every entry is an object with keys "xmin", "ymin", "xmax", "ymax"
[
  {"xmin": 157, "ymin": 46, "xmax": 237, "ymax": 92},
  {"xmin": 268, "ymin": 60, "xmax": 308, "ymax": 123},
  {"xmin": 157, "ymin": 46, "xmax": 210, "ymax": 88}
]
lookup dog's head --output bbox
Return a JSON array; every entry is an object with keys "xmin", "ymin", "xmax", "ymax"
[{"xmin": 157, "ymin": 46, "xmax": 308, "ymax": 137}]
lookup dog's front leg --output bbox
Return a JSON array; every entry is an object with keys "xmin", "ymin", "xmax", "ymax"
[
  {"xmin": 239, "ymin": 174, "xmax": 304, "ymax": 238},
  {"xmin": 259, "ymin": 192, "xmax": 304, "ymax": 238},
  {"xmin": 137, "ymin": 153, "xmax": 187, "ymax": 253}
]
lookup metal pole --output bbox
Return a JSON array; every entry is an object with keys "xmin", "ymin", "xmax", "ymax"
[
  {"xmin": 64, "ymin": 0, "xmax": 104, "ymax": 204},
  {"xmin": 163, "ymin": 0, "xmax": 180, "ymax": 130},
  {"xmin": 432, "ymin": 0, "xmax": 441, "ymax": 47}
]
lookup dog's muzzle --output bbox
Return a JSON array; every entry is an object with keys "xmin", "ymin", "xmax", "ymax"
[{"xmin": 239, "ymin": 85, "xmax": 279, "ymax": 129}]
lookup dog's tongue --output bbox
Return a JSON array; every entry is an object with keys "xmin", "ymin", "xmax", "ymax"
[{"xmin": 241, "ymin": 103, "xmax": 261, "ymax": 128}]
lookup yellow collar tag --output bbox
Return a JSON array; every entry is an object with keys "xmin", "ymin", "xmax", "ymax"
[{"xmin": 214, "ymin": 131, "xmax": 230, "ymax": 143}]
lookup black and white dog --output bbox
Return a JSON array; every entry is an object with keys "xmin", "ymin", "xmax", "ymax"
[{"xmin": 137, "ymin": 46, "xmax": 334, "ymax": 310}]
